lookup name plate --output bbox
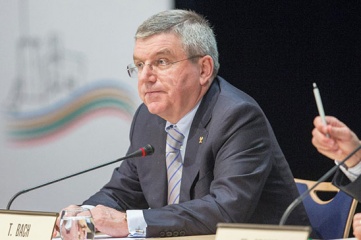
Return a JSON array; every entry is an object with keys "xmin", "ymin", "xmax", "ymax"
[
  {"xmin": 216, "ymin": 223, "xmax": 311, "ymax": 240},
  {"xmin": 0, "ymin": 210, "xmax": 58, "ymax": 240}
]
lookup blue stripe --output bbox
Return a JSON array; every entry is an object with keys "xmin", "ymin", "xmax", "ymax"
[
  {"xmin": 166, "ymin": 142, "xmax": 181, "ymax": 151},
  {"xmin": 168, "ymin": 179, "xmax": 181, "ymax": 198},
  {"xmin": 167, "ymin": 152, "xmax": 182, "ymax": 170},
  {"xmin": 168, "ymin": 164, "xmax": 183, "ymax": 182}
]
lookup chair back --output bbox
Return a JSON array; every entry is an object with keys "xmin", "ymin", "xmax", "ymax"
[{"xmin": 295, "ymin": 178, "xmax": 357, "ymax": 239}]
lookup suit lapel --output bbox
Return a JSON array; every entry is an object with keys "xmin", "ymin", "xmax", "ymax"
[
  {"xmin": 179, "ymin": 78, "xmax": 220, "ymax": 202},
  {"xmin": 146, "ymin": 116, "xmax": 168, "ymax": 207}
]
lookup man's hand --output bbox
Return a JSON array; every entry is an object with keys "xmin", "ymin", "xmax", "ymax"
[
  {"xmin": 90, "ymin": 205, "xmax": 129, "ymax": 237},
  {"xmin": 312, "ymin": 116, "xmax": 361, "ymax": 168}
]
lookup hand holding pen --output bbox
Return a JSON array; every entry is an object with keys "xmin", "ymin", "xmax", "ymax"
[{"xmin": 312, "ymin": 84, "xmax": 361, "ymax": 167}]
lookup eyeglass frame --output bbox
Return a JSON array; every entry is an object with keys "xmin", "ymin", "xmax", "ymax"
[{"xmin": 126, "ymin": 55, "xmax": 205, "ymax": 78}]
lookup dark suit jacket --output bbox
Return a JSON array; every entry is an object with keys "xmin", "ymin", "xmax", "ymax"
[
  {"xmin": 83, "ymin": 76, "xmax": 310, "ymax": 237},
  {"xmin": 333, "ymin": 169, "xmax": 361, "ymax": 201}
]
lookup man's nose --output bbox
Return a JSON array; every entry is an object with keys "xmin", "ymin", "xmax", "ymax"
[
  {"xmin": 139, "ymin": 64, "xmax": 156, "ymax": 81},
  {"xmin": 143, "ymin": 63, "xmax": 154, "ymax": 72}
]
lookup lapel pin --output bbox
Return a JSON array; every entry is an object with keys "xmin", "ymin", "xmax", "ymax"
[{"xmin": 199, "ymin": 136, "xmax": 203, "ymax": 144}]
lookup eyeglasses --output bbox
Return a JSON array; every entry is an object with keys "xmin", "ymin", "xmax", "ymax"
[{"xmin": 127, "ymin": 55, "xmax": 204, "ymax": 78}]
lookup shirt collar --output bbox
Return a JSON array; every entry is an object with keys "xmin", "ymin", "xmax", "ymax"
[{"xmin": 165, "ymin": 100, "xmax": 202, "ymax": 134}]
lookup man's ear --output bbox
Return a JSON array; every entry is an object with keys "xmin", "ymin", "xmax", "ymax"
[{"xmin": 199, "ymin": 55, "xmax": 214, "ymax": 86}]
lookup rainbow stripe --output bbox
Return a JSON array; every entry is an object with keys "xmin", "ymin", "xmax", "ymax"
[{"xmin": 6, "ymin": 79, "xmax": 138, "ymax": 146}]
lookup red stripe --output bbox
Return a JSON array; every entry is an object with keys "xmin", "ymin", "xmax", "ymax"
[{"xmin": 140, "ymin": 147, "xmax": 146, "ymax": 157}]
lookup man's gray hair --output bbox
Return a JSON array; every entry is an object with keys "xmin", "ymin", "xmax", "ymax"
[{"xmin": 135, "ymin": 9, "xmax": 220, "ymax": 78}]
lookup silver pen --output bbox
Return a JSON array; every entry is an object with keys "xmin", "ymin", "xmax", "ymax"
[{"xmin": 313, "ymin": 83, "xmax": 329, "ymax": 137}]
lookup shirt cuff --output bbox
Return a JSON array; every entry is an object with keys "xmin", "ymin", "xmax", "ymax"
[
  {"xmin": 81, "ymin": 205, "xmax": 95, "ymax": 210},
  {"xmin": 336, "ymin": 160, "xmax": 361, "ymax": 182},
  {"xmin": 126, "ymin": 210, "xmax": 147, "ymax": 237}
]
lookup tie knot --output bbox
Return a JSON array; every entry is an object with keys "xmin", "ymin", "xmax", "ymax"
[{"xmin": 166, "ymin": 125, "xmax": 185, "ymax": 153}]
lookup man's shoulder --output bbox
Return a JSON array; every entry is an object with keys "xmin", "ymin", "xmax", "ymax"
[
  {"xmin": 214, "ymin": 76, "xmax": 260, "ymax": 109},
  {"xmin": 217, "ymin": 76, "xmax": 255, "ymax": 100}
]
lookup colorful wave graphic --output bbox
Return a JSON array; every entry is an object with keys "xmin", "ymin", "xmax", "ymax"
[{"xmin": 5, "ymin": 79, "xmax": 138, "ymax": 146}]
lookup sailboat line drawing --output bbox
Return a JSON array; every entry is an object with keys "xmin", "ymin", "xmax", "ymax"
[
  {"xmin": 3, "ymin": 2, "xmax": 137, "ymax": 146},
  {"xmin": 5, "ymin": 34, "xmax": 87, "ymax": 112}
]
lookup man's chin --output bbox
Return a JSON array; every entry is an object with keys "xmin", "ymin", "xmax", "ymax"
[{"xmin": 145, "ymin": 103, "xmax": 165, "ymax": 115}]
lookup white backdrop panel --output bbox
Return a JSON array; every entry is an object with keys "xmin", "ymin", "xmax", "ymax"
[{"xmin": 0, "ymin": 0, "xmax": 173, "ymax": 212}]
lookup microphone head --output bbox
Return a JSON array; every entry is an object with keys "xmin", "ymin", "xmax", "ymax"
[
  {"xmin": 143, "ymin": 144, "xmax": 155, "ymax": 156},
  {"xmin": 127, "ymin": 144, "xmax": 155, "ymax": 158}
]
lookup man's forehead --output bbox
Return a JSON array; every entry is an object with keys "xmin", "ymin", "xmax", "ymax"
[
  {"xmin": 133, "ymin": 48, "xmax": 175, "ymax": 60},
  {"xmin": 133, "ymin": 35, "xmax": 184, "ymax": 59}
]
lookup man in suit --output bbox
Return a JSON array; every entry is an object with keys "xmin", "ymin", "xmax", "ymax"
[
  {"xmin": 57, "ymin": 9, "xmax": 310, "ymax": 238},
  {"xmin": 312, "ymin": 115, "xmax": 361, "ymax": 239}
]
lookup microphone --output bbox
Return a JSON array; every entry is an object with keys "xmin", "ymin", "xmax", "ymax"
[
  {"xmin": 6, "ymin": 144, "xmax": 155, "ymax": 210},
  {"xmin": 279, "ymin": 144, "xmax": 361, "ymax": 225}
]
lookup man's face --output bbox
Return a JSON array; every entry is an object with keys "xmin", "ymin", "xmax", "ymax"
[{"xmin": 134, "ymin": 33, "xmax": 206, "ymax": 123}]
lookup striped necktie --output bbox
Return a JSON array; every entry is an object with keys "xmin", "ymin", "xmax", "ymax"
[{"xmin": 166, "ymin": 125, "xmax": 185, "ymax": 204}]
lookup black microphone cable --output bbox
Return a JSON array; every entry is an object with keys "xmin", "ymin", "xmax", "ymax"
[{"xmin": 6, "ymin": 144, "xmax": 154, "ymax": 210}]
